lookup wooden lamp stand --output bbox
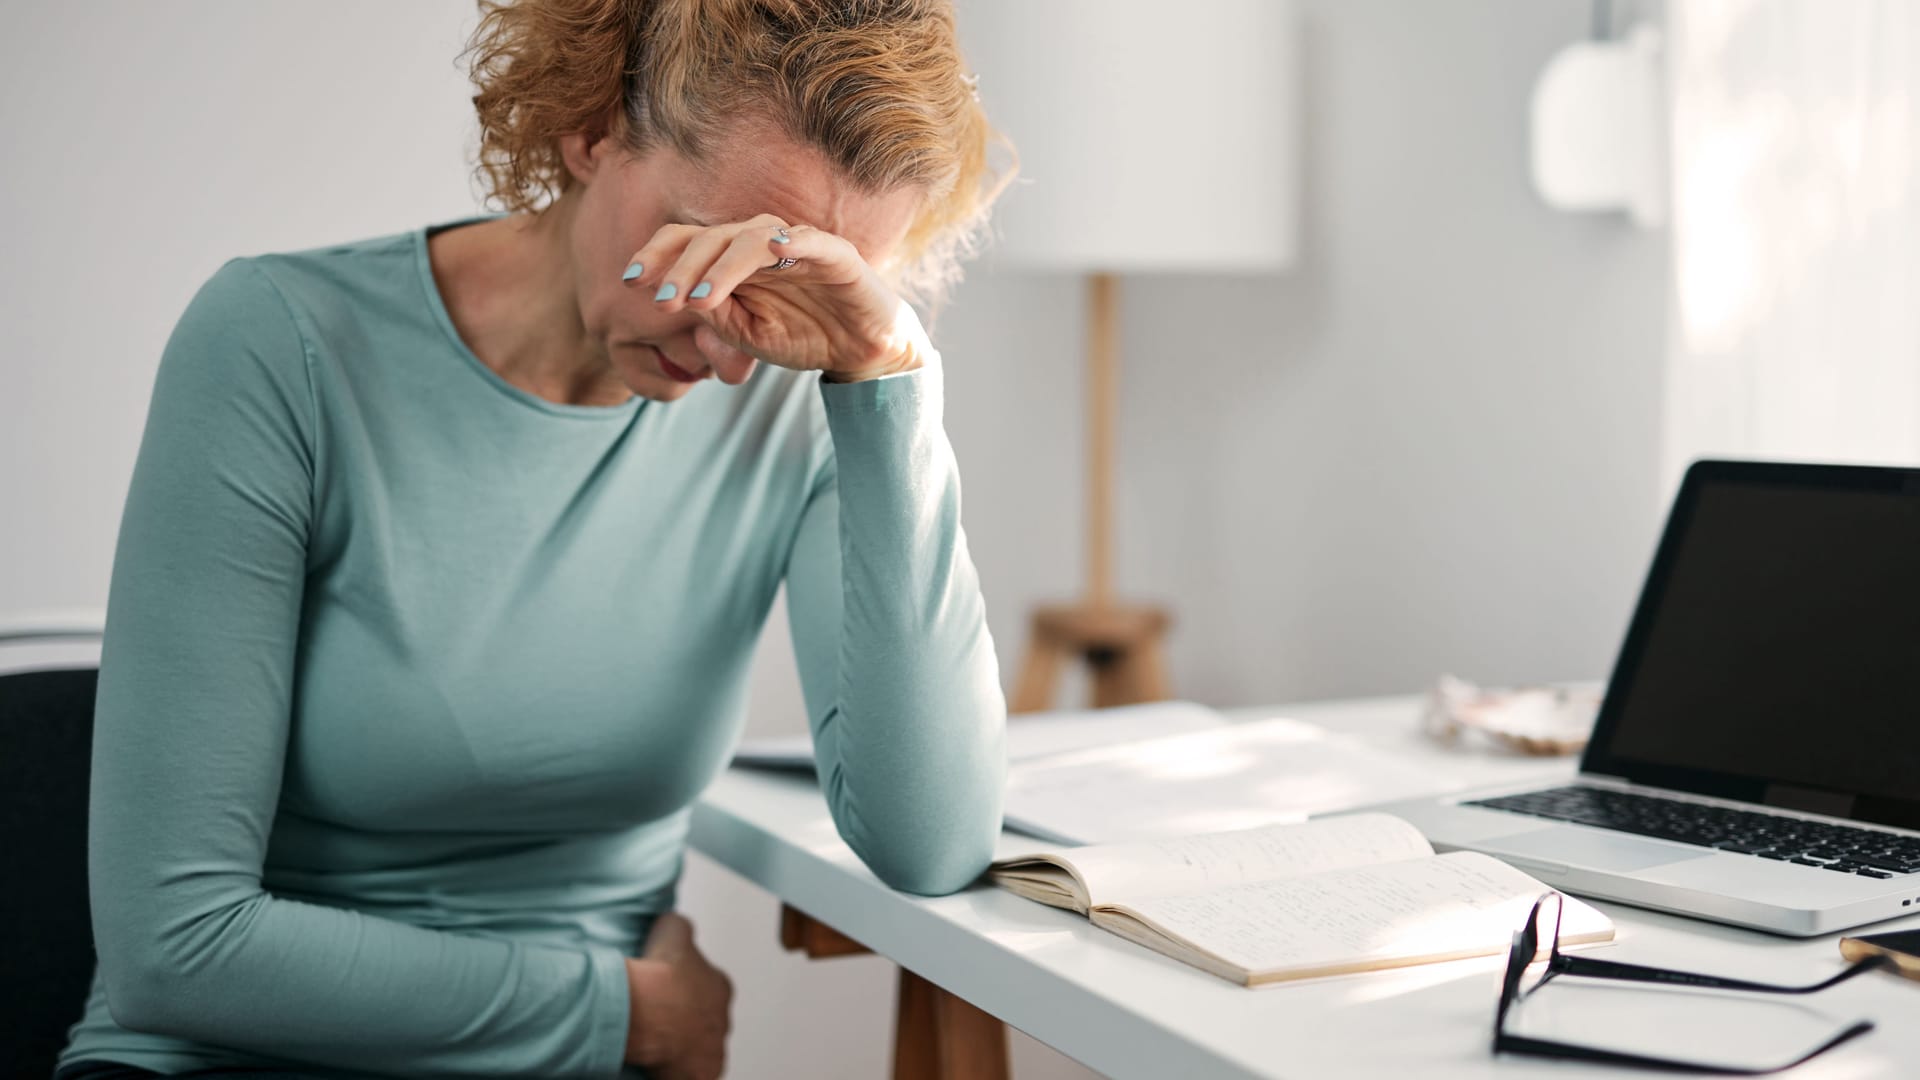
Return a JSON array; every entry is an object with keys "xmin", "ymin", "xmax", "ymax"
[{"xmin": 1010, "ymin": 272, "xmax": 1172, "ymax": 715}]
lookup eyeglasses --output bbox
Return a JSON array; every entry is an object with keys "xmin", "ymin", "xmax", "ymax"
[{"xmin": 1494, "ymin": 891, "xmax": 1891, "ymax": 1074}]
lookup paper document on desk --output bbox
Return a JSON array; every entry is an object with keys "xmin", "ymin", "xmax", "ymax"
[
  {"xmin": 1005, "ymin": 716, "xmax": 1457, "ymax": 845},
  {"xmin": 731, "ymin": 700, "xmax": 1228, "ymax": 770}
]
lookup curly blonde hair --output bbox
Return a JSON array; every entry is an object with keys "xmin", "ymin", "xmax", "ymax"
[{"xmin": 463, "ymin": 0, "xmax": 1013, "ymax": 306}]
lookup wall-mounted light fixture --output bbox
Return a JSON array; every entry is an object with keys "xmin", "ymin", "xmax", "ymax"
[{"xmin": 1529, "ymin": 19, "xmax": 1665, "ymax": 228}]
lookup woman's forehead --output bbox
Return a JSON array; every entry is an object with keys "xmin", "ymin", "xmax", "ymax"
[{"xmin": 651, "ymin": 128, "xmax": 922, "ymax": 262}]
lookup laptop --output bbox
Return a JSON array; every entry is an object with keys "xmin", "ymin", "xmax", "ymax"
[{"xmin": 1383, "ymin": 460, "xmax": 1920, "ymax": 937}]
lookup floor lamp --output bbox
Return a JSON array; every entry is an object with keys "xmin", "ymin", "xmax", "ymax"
[{"xmin": 964, "ymin": 0, "xmax": 1303, "ymax": 714}]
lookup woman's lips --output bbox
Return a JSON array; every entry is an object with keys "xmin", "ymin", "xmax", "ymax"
[{"xmin": 655, "ymin": 350, "xmax": 704, "ymax": 384}]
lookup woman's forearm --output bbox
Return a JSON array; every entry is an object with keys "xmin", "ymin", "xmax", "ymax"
[
  {"xmin": 783, "ymin": 357, "xmax": 1009, "ymax": 895},
  {"xmin": 93, "ymin": 879, "xmax": 631, "ymax": 1076}
]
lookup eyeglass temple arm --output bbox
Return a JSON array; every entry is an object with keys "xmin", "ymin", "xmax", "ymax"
[
  {"xmin": 1550, "ymin": 951, "xmax": 1889, "ymax": 994},
  {"xmin": 1496, "ymin": 1020, "xmax": 1876, "ymax": 1075}
]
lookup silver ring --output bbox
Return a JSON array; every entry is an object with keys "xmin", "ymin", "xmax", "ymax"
[{"xmin": 772, "ymin": 257, "xmax": 798, "ymax": 271}]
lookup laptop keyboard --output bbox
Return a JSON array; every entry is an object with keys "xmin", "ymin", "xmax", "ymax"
[{"xmin": 1466, "ymin": 786, "xmax": 1920, "ymax": 878}]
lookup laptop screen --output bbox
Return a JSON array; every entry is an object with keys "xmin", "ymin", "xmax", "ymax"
[{"xmin": 1584, "ymin": 462, "xmax": 1920, "ymax": 829}]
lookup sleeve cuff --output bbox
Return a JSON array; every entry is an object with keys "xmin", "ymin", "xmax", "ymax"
[
  {"xmin": 584, "ymin": 943, "xmax": 632, "ymax": 1080},
  {"xmin": 817, "ymin": 350, "xmax": 942, "ymax": 417}
]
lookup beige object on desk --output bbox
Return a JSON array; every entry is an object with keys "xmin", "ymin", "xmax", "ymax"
[
  {"xmin": 1838, "ymin": 934, "xmax": 1920, "ymax": 981},
  {"xmin": 1423, "ymin": 674, "xmax": 1601, "ymax": 756}
]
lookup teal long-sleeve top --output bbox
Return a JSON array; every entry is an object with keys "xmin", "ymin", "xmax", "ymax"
[{"xmin": 56, "ymin": 216, "xmax": 1007, "ymax": 1079}]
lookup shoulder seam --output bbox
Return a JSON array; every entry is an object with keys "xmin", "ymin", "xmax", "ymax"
[{"xmin": 232, "ymin": 258, "xmax": 323, "ymax": 525}]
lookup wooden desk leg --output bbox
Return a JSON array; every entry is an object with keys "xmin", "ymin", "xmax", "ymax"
[
  {"xmin": 894, "ymin": 968, "xmax": 1009, "ymax": 1080},
  {"xmin": 779, "ymin": 903, "xmax": 870, "ymax": 958},
  {"xmin": 779, "ymin": 905, "xmax": 1011, "ymax": 1079}
]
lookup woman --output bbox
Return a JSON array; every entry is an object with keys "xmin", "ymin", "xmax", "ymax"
[{"xmin": 55, "ymin": 1, "xmax": 1010, "ymax": 1077}]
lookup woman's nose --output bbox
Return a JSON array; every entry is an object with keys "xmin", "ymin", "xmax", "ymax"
[{"xmin": 691, "ymin": 324, "xmax": 757, "ymax": 384}]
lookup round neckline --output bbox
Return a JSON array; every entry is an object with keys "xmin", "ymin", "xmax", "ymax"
[{"xmin": 413, "ymin": 215, "xmax": 645, "ymax": 421}]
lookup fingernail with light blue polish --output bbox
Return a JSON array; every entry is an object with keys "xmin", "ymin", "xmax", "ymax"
[
  {"xmin": 690, "ymin": 281, "xmax": 712, "ymax": 300},
  {"xmin": 622, "ymin": 262, "xmax": 643, "ymax": 281},
  {"xmin": 772, "ymin": 233, "xmax": 791, "ymax": 244},
  {"xmin": 654, "ymin": 282, "xmax": 677, "ymax": 301}
]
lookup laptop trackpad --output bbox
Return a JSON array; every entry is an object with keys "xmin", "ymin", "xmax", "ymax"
[{"xmin": 1488, "ymin": 826, "xmax": 1711, "ymax": 872}]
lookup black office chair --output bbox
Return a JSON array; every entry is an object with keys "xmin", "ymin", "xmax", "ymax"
[{"xmin": 1, "ymin": 617, "xmax": 105, "ymax": 1080}]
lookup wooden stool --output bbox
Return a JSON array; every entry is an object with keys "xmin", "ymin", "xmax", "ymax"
[{"xmin": 1010, "ymin": 603, "xmax": 1172, "ymax": 714}]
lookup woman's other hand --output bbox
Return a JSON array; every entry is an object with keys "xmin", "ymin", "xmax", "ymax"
[
  {"xmin": 624, "ymin": 214, "xmax": 930, "ymax": 384},
  {"xmin": 624, "ymin": 913, "xmax": 734, "ymax": 1079}
]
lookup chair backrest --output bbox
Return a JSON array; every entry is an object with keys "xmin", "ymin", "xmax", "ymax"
[{"xmin": 1, "ymin": 618, "xmax": 104, "ymax": 1080}]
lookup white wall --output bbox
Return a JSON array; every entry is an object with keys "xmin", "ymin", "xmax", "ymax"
[
  {"xmin": 0, "ymin": 1, "xmax": 484, "ymax": 613},
  {"xmin": 1091, "ymin": 0, "xmax": 1672, "ymax": 706},
  {"xmin": 3, "ymin": 2, "xmax": 1667, "ymax": 1078}
]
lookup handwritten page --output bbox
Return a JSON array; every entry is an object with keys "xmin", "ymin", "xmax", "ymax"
[
  {"xmin": 1004, "ymin": 715, "xmax": 1457, "ymax": 845},
  {"xmin": 998, "ymin": 813, "xmax": 1433, "ymax": 908},
  {"xmin": 1099, "ymin": 851, "xmax": 1612, "ymax": 981}
]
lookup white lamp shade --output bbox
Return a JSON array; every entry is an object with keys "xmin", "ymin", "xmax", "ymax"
[{"xmin": 957, "ymin": 0, "xmax": 1301, "ymax": 273}]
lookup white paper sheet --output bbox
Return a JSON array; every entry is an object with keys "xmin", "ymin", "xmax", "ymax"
[
  {"xmin": 730, "ymin": 700, "xmax": 1228, "ymax": 770},
  {"xmin": 1004, "ymin": 715, "xmax": 1462, "ymax": 845}
]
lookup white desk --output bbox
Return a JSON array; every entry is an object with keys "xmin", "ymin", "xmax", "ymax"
[{"xmin": 692, "ymin": 696, "xmax": 1920, "ymax": 1079}]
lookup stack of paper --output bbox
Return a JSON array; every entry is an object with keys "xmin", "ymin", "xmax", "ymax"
[
  {"xmin": 729, "ymin": 700, "xmax": 1228, "ymax": 770},
  {"xmin": 736, "ymin": 702, "xmax": 1463, "ymax": 848},
  {"xmin": 1004, "ymin": 715, "xmax": 1457, "ymax": 845}
]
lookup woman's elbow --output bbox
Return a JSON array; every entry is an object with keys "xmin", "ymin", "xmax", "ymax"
[
  {"xmin": 851, "ymin": 784, "xmax": 1004, "ymax": 896},
  {"xmin": 99, "ymin": 946, "xmax": 188, "ymax": 1034},
  {"xmin": 861, "ymin": 829, "xmax": 997, "ymax": 896},
  {"xmin": 92, "ymin": 894, "xmax": 243, "ymax": 1037},
  {"xmin": 835, "ymin": 688, "xmax": 1008, "ymax": 894}
]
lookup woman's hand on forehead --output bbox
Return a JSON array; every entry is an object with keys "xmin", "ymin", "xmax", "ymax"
[{"xmin": 619, "ymin": 214, "xmax": 928, "ymax": 384}]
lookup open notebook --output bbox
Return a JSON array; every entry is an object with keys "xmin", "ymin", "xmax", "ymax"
[{"xmin": 990, "ymin": 812, "xmax": 1613, "ymax": 986}]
